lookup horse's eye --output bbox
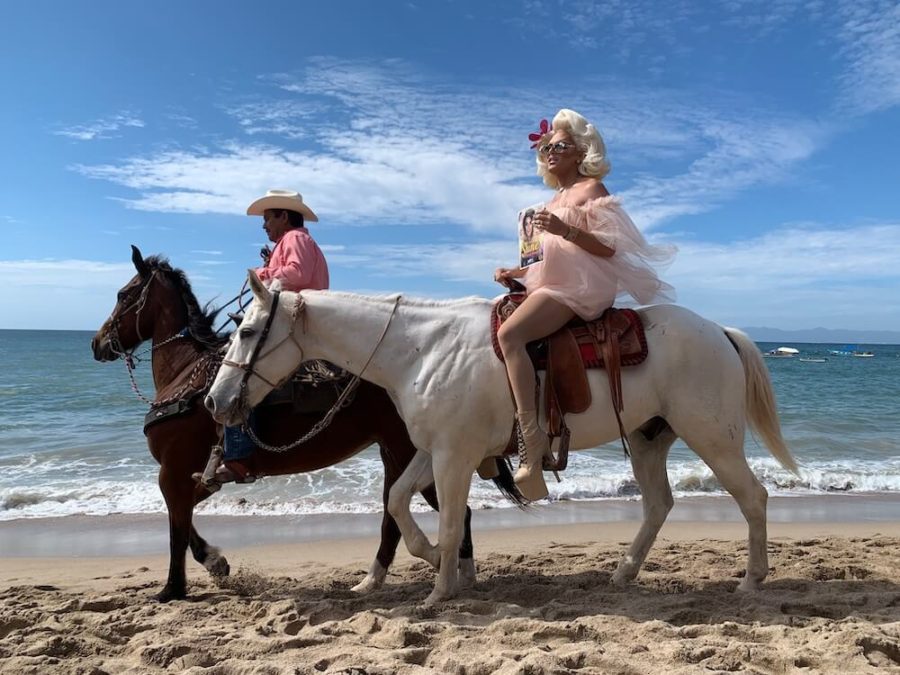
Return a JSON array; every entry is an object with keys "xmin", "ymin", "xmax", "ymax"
[{"xmin": 239, "ymin": 327, "xmax": 255, "ymax": 339}]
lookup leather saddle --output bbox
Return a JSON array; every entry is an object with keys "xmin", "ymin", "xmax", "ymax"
[
  {"xmin": 260, "ymin": 360, "xmax": 354, "ymax": 414},
  {"xmin": 491, "ymin": 293, "xmax": 648, "ymax": 470}
]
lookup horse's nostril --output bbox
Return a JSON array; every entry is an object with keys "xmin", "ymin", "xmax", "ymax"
[{"xmin": 204, "ymin": 395, "xmax": 216, "ymax": 414}]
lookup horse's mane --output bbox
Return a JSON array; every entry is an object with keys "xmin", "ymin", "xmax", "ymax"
[{"xmin": 144, "ymin": 255, "xmax": 230, "ymax": 349}]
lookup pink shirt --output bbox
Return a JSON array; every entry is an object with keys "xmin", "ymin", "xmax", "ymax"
[{"xmin": 256, "ymin": 228, "xmax": 330, "ymax": 292}]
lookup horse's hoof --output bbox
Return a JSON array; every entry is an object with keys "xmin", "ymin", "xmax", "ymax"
[
  {"xmin": 611, "ymin": 568, "xmax": 636, "ymax": 586},
  {"xmin": 352, "ymin": 560, "xmax": 387, "ymax": 594},
  {"xmin": 458, "ymin": 558, "xmax": 477, "ymax": 589},
  {"xmin": 736, "ymin": 577, "xmax": 762, "ymax": 592},
  {"xmin": 156, "ymin": 585, "xmax": 187, "ymax": 603},
  {"xmin": 203, "ymin": 550, "xmax": 230, "ymax": 578},
  {"xmin": 351, "ymin": 574, "xmax": 384, "ymax": 594},
  {"xmin": 423, "ymin": 589, "xmax": 451, "ymax": 607}
]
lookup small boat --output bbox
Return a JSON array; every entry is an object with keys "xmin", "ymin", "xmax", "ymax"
[
  {"xmin": 799, "ymin": 357, "xmax": 827, "ymax": 363},
  {"xmin": 829, "ymin": 344, "xmax": 874, "ymax": 357},
  {"xmin": 764, "ymin": 347, "xmax": 799, "ymax": 358}
]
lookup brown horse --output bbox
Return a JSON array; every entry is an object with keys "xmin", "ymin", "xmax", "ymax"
[{"xmin": 91, "ymin": 246, "xmax": 521, "ymax": 602}]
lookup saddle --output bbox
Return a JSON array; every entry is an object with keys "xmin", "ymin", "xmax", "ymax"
[
  {"xmin": 491, "ymin": 293, "xmax": 648, "ymax": 470},
  {"xmin": 143, "ymin": 359, "xmax": 352, "ymax": 433},
  {"xmin": 260, "ymin": 360, "xmax": 354, "ymax": 414}
]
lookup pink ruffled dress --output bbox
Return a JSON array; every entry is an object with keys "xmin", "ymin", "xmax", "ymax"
[{"xmin": 522, "ymin": 194, "xmax": 675, "ymax": 320}]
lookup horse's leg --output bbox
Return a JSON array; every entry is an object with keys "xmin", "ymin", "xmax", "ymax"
[
  {"xmin": 353, "ymin": 444, "xmax": 403, "ymax": 593},
  {"xmin": 157, "ymin": 465, "xmax": 196, "ymax": 602},
  {"xmin": 418, "ymin": 483, "xmax": 477, "ymax": 589},
  {"xmin": 612, "ymin": 424, "xmax": 677, "ymax": 585},
  {"xmin": 425, "ymin": 451, "xmax": 475, "ymax": 606},
  {"xmin": 187, "ymin": 527, "xmax": 229, "ymax": 578},
  {"xmin": 680, "ymin": 426, "xmax": 769, "ymax": 591},
  {"xmin": 387, "ymin": 450, "xmax": 440, "ymax": 568},
  {"xmin": 187, "ymin": 490, "xmax": 230, "ymax": 579}
]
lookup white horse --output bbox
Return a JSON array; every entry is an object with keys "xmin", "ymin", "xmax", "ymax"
[{"xmin": 206, "ymin": 271, "xmax": 797, "ymax": 605}]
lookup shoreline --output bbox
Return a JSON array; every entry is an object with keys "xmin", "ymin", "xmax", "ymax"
[{"xmin": 3, "ymin": 493, "xmax": 900, "ymax": 558}]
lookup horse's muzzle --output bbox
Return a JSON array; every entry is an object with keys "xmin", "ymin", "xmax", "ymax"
[
  {"xmin": 204, "ymin": 394, "xmax": 244, "ymax": 427},
  {"xmin": 91, "ymin": 335, "xmax": 116, "ymax": 362}
]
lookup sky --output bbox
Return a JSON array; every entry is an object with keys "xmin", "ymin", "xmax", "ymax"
[{"xmin": 1, "ymin": 0, "xmax": 899, "ymax": 331}]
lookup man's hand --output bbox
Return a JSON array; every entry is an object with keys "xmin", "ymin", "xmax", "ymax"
[{"xmin": 260, "ymin": 245, "xmax": 272, "ymax": 265}]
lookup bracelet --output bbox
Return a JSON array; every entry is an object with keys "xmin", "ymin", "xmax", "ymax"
[{"xmin": 563, "ymin": 226, "xmax": 579, "ymax": 241}]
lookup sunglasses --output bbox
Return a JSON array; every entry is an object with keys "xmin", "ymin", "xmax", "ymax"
[{"xmin": 538, "ymin": 141, "xmax": 577, "ymax": 155}]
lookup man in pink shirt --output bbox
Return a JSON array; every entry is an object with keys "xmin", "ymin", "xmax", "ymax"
[
  {"xmin": 216, "ymin": 190, "xmax": 330, "ymax": 485},
  {"xmin": 251, "ymin": 189, "xmax": 329, "ymax": 292}
]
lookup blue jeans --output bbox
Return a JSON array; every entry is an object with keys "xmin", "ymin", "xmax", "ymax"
[{"xmin": 223, "ymin": 410, "xmax": 257, "ymax": 462}]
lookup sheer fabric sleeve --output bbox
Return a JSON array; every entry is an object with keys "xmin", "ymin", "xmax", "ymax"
[{"xmin": 557, "ymin": 196, "xmax": 677, "ymax": 306}]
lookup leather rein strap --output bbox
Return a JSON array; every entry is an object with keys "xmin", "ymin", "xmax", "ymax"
[{"xmin": 223, "ymin": 290, "xmax": 283, "ymax": 391}]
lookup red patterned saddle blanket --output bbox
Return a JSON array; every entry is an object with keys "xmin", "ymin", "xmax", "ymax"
[
  {"xmin": 490, "ymin": 293, "xmax": 649, "ymax": 469},
  {"xmin": 490, "ymin": 294, "xmax": 648, "ymax": 370}
]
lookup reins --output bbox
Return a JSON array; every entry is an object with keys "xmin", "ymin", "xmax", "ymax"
[
  {"xmin": 222, "ymin": 291, "xmax": 285, "ymax": 391},
  {"xmin": 229, "ymin": 293, "xmax": 403, "ymax": 453}
]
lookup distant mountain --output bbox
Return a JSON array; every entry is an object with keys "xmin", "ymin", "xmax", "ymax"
[{"xmin": 741, "ymin": 326, "xmax": 900, "ymax": 345}]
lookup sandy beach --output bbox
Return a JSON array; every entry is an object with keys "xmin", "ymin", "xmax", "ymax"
[{"xmin": 3, "ymin": 499, "xmax": 900, "ymax": 674}]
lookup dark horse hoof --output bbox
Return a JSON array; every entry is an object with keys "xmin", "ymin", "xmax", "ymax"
[
  {"xmin": 156, "ymin": 585, "xmax": 187, "ymax": 603},
  {"xmin": 207, "ymin": 556, "xmax": 230, "ymax": 578}
]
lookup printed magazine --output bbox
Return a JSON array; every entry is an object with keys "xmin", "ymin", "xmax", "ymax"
[{"xmin": 518, "ymin": 202, "xmax": 545, "ymax": 267}]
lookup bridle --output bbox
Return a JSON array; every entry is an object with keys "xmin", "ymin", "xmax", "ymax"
[
  {"xmin": 221, "ymin": 290, "xmax": 307, "ymax": 397},
  {"xmin": 105, "ymin": 271, "xmax": 159, "ymax": 359},
  {"xmin": 104, "ymin": 270, "xmax": 195, "ymax": 404},
  {"xmin": 219, "ymin": 291, "xmax": 402, "ymax": 451}
]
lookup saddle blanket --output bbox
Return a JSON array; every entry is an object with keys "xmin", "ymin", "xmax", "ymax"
[{"xmin": 490, "ymin": 294, "xmax": 648, "ymax": 369}]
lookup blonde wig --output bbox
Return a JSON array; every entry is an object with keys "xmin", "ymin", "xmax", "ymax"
[{"xmin": 536, "ymin": 109, "xmax": 611, "ymax": 189}]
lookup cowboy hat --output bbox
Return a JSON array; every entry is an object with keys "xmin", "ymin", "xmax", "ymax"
[{"xmin": 246, "ymin": 189, "xmax": 319, "ymax": 222}]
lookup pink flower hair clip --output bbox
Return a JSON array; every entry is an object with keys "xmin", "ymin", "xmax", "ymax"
[{"xmin": 528, "ymin": 119, "xmax": 550, "ymax": 148}]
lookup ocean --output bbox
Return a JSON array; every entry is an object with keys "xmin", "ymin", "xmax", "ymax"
[{"xmin": 1, "ymin": 329, "xmax": 899, "ymax": 522}]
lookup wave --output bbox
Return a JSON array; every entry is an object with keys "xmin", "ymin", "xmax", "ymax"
[{"xmin": 3, "ymin": 456, "xmax": 900, "ymax": 520}]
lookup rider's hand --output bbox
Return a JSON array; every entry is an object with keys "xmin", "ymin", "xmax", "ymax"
[
  {"xmin": 532, "ymin": 209, "xmax": 567, "ymax": 236},
  {"xmin": 260, "ymin": 245, "xmax": 272, "ymax": 265},
  {"xmin": 494, "ymin": 267, "xmax": 518, "ymax": 287}
]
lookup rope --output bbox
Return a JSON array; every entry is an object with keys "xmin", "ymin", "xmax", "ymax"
[{"xmin": 239, "ymin": 294, "xmax": 402, "ymax": 453}]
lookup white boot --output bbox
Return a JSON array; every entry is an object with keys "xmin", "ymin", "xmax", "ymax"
[{"xmin": 513, "ymin": 410, "xmax": 549, "ymax": 501}]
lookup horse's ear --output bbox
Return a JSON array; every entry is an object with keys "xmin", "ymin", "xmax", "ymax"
[
  {"xmin": 131, "ymin": 245, "xmax": 149, "ymax": 278},
  {"xmin": 248, "ymin": 269, "xmax": 270, "ymax": 302}
]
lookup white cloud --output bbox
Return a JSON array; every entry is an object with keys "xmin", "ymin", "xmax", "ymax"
[
  {"xmin": 834, "ymin": 0, "xmax": 900, "ymax": 115},
  {"xmin": 52, "ymin": 112, "xmax": 145, "ymax": 141},
  {"xmin": 0, "ymin": 259, "xmax": 136, "ymax": 330},
  {"xmin": 72, "ymin": 60, "xmax": 824, "ymax": 233},
  {"xmin": 668, "ymin": 221, "xmax": 900, "ymax": 329},
  {"xmin": 3, "ymin": 217, "xmax": 898, "ymax": 330},
  {"xmin": 330, "ymin": 240, "xmax": 512, "ymax": 285},
  {"xmin": 322, "ymin": 219, "xmax": 900, "ymax": 331},
  {"xmin": 0, "ymin": 259, "xmax": 134, "ymax": 288},
  {"xmin": 223, "ymin": 99, "xmax": 322, "ymax": 139}
]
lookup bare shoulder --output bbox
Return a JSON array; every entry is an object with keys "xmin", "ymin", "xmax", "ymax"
[{"xmin": 567, "ymin": 180, "xmax": 610, "ymax": 206}]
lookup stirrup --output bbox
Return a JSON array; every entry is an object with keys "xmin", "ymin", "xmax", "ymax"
[
  {"xmin": 192, "ymin": 444, "xmax": 224, "ymax": 493},
  {"xmin": 214, "ymin": 461, "xmax": 256, "ymax": 484}
]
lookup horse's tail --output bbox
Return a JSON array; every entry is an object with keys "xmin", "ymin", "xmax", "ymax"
[
  {"xmin": 723, "ymin": 327, "xmax": 800, "ymax": 475},
  {"xmin": 491, "ymin": 457, "xmax": 530, "ymax": 509}
]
